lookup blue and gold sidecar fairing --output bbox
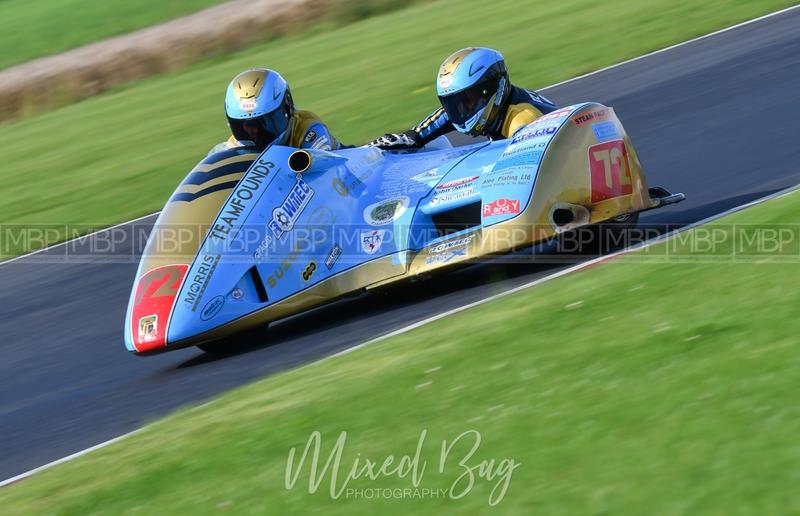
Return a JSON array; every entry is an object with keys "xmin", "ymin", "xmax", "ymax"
[{"xmin": 124, "ymin": 103, "xmax": 683, "ymax": 354}]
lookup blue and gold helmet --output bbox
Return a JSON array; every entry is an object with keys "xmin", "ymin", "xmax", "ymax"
[
  {"xmin": 225, "ymin": 68, "xmax": 294, "ymax": 150},
  {"xmin": 436, "ymin": 47, "xmax": 509, "ymax": 136}
]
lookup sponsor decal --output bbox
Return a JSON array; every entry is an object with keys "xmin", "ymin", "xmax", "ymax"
[
  {"xmin": 483, "ymin": 198, "xmax": 522, "ymax": 217},
  {"xmin": 411, "ymin": 168, "xmax": 443, "ymax": 183},
  {"xmin": 439, "ymin": 75, "xmax": 453, "ymax": 89},
  {"xmin": 429, "ymin": 176, "xmax": 478, "ymax": 206},
  {"xmin": 495, "ymin": 138, "xmax": 547, "ymax": 172},
  {"xmin": 240, "ymin": 100, "xmax": 257, "ymax": 111},
  {"xmin": 591, "ymin": 121, "xmax": 621, "ymax": 142},
  {"xmin": 361, "ymin": 230, "xmax": 387, "ymax": 255},
  {"xmin": 588, "ymin": 140, "xmax": 633, "ymax": 202},
  {"xmin": 510, "ymin": 125, "xmax": 557, "ymax": 145},
  {"xmin": 425, "ymin": 248, "xmax": 466, "ymax": 265},
  {"xmin": 267, "ymin": 250, "xmax": 301, "ymax": 289},
  {"xmin": 130, "ymin": 264, "xmax": 189, "ymax": 352},
  {"xmin": 536, "ymin": 107, "xmax": 574, "ymax": 122},
  {"xmin": 253, "ymin": 233, "xmax": 273, "ymax": 261},
  {"xmin": 431, "ymin": 235, "xmax": 475, "ymax": 254},
  {"xmin": 268, "ymin": 176, "xmax": 315, "ymax": 239},
  {"xmin": 364, "ymin": 197, "xmax": 409, "ymax": 226},
  {"xmin": 493, "ymin": 148, "xmax": 544, "ymax": 171},
  {"xmin": 436, "ymin": 176, "xmax": 479, "ymax": 190},
  {"xmin": 510, "ymin": 111, "xmax": 567, "ymax": 137},
  {"xmin": 200, "ymin": 295, "xmax": 225, "ymax": 321},
  {"xmin": 430, "ymin": 187, "xmax": 474, "ymax": 206},
  {"xmin": 304, "ymin": 130, "xmax": 317, "ymax": 144},
  {"xmin": 325, "ymin": 244, "xmax": 342, "ymax": 269},
  {"xmin": 209, "ymin": 159, "xmax": 275, "ymax": 242},
  {"xmin": 182, "ymin": 253, "xmax": 221, "ymax": 311},
  {"xmin": 138, "ymin": 315, "xmax": 158, "ymax": 344},
  {"xmin": 504, "ymin": 139, "xmax": 547, "ymax": 156},
  {"xmin": 301, "ymin": 261, "xmax": 317, "ymax": 282},
  {"xmin": 491, "ymin": 173, "xmax": 532, "ymax": 186},
  {"xmin": 311, "ymin": 136, "xmax": 330, "ymax": 150},
  {"xmin": 573, "ymin": 108, "xmax": 610, "ymax": 126}
]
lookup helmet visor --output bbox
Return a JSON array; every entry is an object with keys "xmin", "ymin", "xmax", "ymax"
[
  {"xmin": 228, "ymin": 108, "xmax": 290, "ymax": 150},
  {"xmin": 438, "ymin": 72, "xmax": 502, "ymax": 126}
]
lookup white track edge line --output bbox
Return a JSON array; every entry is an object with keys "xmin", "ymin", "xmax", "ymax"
[
  {"xmin": 3, "ymin": 3, "xmax": 798, "ymax": 486},
  {"xmin": 2, "ymin": 3, "xmax": 797, "ymax": 268},
  {"xmin": 3, "ymin": 182, "xmax": 797, "ymax": 488},
  {"xmin": 0, "ymin": 212, "xmax": 158, "ymax": 266},
  {"xmin": 0, "ymin": 430, "xmax": 142, "ymax": 488},
  {"xmin": 332, "ymin": 183, "xmax": 800, "ymax": 356}
]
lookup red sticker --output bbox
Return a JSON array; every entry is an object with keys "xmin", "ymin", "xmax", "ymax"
[
  {"xmin": 483, "ymin": 198, "xmax": 521, "ymax": 217},
  {"xmin": 130, "ymin": 264, "xmax": 188, "ymax": 353},
  {"xmin": 437, "ymin": 175, "xmax": 478, "ymax": 189},
  {"xmin": 588, "ymin": 140, "xmax": 633, "ymax": 203},
  {"xmin": 537, "ymin": 107, "xmax": 573, "ymax": 122}
]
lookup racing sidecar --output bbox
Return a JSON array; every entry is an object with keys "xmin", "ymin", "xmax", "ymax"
[{"xmin": 125, "ymin": 102, "xmax": 684, "ymax": 354}]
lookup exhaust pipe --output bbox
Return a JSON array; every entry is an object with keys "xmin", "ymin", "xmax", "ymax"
[
  {"xmin": 288, "ymin": 150, "xmax": 312, "ymax": 173},
  {"xmin": 549, "ymin": 203, "xmax": 590, "ymax": 232},
  {"xmin": 551, "ymin": 208, "xmax": 574, "ymax": 226},
  {"xmin": 288, "ymin": 149, "xmax": 348, "ymax": 174}
]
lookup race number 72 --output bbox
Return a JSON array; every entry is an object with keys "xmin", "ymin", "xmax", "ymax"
[{"xmin": 588, "ymin": 140, "xmax": 633, "ymax": 203}]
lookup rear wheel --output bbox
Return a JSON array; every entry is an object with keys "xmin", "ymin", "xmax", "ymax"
[
  {"xmin": 593, "ymin": 211, "xmax": 640, "ymax": 254},
  {"xmin": 557, "ymin": 212, "xmax": 639, "ymax": 256}
]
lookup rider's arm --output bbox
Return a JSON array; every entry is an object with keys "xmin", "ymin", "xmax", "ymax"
[
  {"xmin": 298, "ymin": 122, "xmax": 341, "ymax": 151},
  {"xmin": 368, "ymin": 107, "xmax": 455, "ymax": 150},
  {"xmin": 405, "ymin": 107, "xmax": 453, "ymax": 147}
]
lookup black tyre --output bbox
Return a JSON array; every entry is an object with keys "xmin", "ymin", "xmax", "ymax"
[
  {"xmin": 197, "ymin": 340, "xmax": 232, "ymax": 355},
  {"xmin": 557, "ymin": 212, "xmax": 639, "ymax": 256}
]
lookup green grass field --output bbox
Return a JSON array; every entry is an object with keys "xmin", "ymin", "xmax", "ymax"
[
  {"xmin": 2, "ymin": 188, "xmax": 798, "ymax": 515},
  {"xmin": 0, "ymin": 0, "xmax": 229, "ymax": 70},
  {"xmin": 0, "ymin": 0, "xmax": 794, "ymax": 260}
]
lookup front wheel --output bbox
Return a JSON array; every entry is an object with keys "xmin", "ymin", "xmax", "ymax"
[{"xmin": 197, "ymin": 339, "xmax": 232, "ymax": 355}]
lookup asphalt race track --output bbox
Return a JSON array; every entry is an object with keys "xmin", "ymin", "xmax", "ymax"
[{"xmin": 1, "ymin": 8, "xmax": 798, "ymax": 481}]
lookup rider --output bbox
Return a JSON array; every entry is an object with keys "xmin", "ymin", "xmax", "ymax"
[
  {"xmin": 368, "ymin": 47, "xmax": 557, "ymax": 150},
  {"xmin": 211, "ymin": 68, "xmax": 343, "ymax": 153}
]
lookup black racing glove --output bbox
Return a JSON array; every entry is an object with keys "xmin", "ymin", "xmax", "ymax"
[{"xmin": 366, "ymin": 132, "xmax": 418, "ymax": 150}]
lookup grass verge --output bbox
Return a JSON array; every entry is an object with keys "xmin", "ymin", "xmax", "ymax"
[
  {"xmin": 1, "ymin": 188, "xmax": 798, "ymax": 514},
  {"xmin": 0, "ymin": 0, "xmax": 795, "ymax": 259}
]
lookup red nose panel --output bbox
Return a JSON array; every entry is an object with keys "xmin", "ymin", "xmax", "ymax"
[{"xmin": 130, "ymin": 264, "xmax": 189, "ymax": 353}]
